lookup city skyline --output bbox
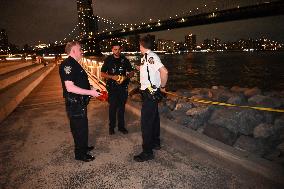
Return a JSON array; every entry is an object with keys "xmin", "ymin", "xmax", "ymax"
[{"xmin": 0, "ymin": 0, "xmax": 284, "ymax": 47}]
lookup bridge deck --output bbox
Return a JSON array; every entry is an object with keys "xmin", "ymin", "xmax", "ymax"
[{"xmin": 0, "ymin": 66, "xmax": 281, "ymax": 188}]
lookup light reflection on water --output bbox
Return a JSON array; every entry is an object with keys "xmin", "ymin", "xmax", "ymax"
[{"xmin": 127, "ymin": 51, "xmax": 284, "ymax": 92}]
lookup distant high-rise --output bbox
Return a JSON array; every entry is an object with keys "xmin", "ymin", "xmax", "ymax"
[
  {"xmin": 77, "ymin": 0, "xmax": 100, "ymax": 55},
  {"xmin": 157, "ymin": 39, "xmax": 175, "ymax": 52},
  {"xmin": 202, "ymin": 39, "xmax": 212, "ymax": 50},
  {"xmin": 185, "ymin": 34, "xmax": 196, "ymax": 51},
  {"xmin": 0, "ymin": 29, "xmax": 9, "ymax": 54},
  {"xmin": 77, "ymin": 0, "xmax": 98, "ymax": 38},
  {"xmin": 212, "ymin": 38, "xmax": 221, "ymax": 50}
]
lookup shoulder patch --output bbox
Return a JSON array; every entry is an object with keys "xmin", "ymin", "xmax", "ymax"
[
  {"xmin": 64, "ymin": 66, "xmax": 72, "ymax": 74},
  {"xmin": 148, "ymin": 57, "xmax": 154, "ymax": 64}
]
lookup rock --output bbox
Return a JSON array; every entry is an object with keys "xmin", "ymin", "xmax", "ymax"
[
  {"xmin": 159, "ymin": 103, "xmax": 171, "ymax": 115},
  {"xmin": 253, "ymin": 123, "xmax": 275, "ymax": 138},
  {"xmin": 227, "ymin": 94, "xmax": 247, "ymax": 105},
  {"xmin": 209, "ymin": 108, "xmax": 264, "ymax": 135},
  {"xmin": 166, "ymin": 95, "xmax": 179, "ymax": 102},
  {"xmin": 184, "ymin": 107, "xmax": 212, "ymax": 130},
  {"xmin": 190, "ymin": 88, "xmax": 207, "ymax": 95},
  {"xmin": 274, "ymin": 118, "xmax": 284, "ymax": 131},
  {"xmin": 276, "ymin": 142, "xmax": 284, "ymax": 153},
  {"xmin": 186, "ymin": 106, "xmax": 211, "ymax": 119},
  {"xmin": 210, "ymin": 88, "xmax": 234, "ymax": 103},
  {"xmin": 248, "ymin": 95, "xmax": 282, "ymax": 108},
  {"xmin": 187, "ymin": 118, "xmax": 206, "ymax": 130},
  {"xmin": 176, "ymin": 90, "xmax": 192, "ymax": 98},
  {"xmin": 230, "ymin": 86, "xmax": 248, "ymax": 93},
  {"xmin": 263, "ymin": 149, "xmax": 281, "ymax": 161},
  {"xmin": 171, "ymin": 111, "xmax": 191, "ymax": 126},
  {"xmin": 174, "ymin": 102, "xmax": 194, "ymax": 112},
  {"xmin": 164, "ymin": 112, "xmax": 175, "ymax": 120},
  {"xmin": 178, "ymin": 97, "xmax": 190, "ymax": 104},
  {"xmin": 244, "ymin": 87, "xmax": 261, "ymax": 98},
  {"xmin": 165, "ymin": 100, "xmax": 177, "ymax": 111},
  {"xmin": 262, "ymin": 112, "xmax": 275, "ymax": 124},
  {"xmin": 130, "ymin": 93, "xmax": 142, "ymax": 102},
  {"xmin": 203, "ymin": 124, "xmax": 238, "ymax": 146},
  {"xmin": 234, "ymin": 135, "xmax": 270, "ymax": 157}
]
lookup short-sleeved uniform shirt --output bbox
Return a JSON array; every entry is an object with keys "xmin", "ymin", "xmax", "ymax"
[
  {"xmin": 140, "ymin": 50, "xmax": 164, "ymax": 90},
  {"xmin": 101, "ymin": 55, "xmax": 134, "ymax": 88},
  {"xmin": 59, "ymin": 56, "xmax": 90, "ymax": 98}
]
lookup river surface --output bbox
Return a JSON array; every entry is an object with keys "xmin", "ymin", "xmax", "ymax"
[{"xmin": 127, "ymin": 51, "xmax": 284, "ymax": 92}]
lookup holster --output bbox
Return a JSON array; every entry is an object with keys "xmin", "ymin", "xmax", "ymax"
[
  {"xmin": 142, "ymin": 88, "xmax": 164, "ymax": 102},
  {"xmin": 65, "ymin": 93, "xmax": 90, "ymax": 118}
]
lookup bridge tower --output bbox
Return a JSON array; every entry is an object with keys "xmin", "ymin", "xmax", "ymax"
[{"xmin": 77, "ymin": 0, "xmax": 101, "ymax": 55}]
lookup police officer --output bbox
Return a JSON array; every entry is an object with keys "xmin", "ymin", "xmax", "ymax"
[
  {"xmin": 101, "ymin": 42, "xmax": 134, "ymax": 135},
  {"xmin": 134, "ymin": 35, "xmax": 168, "ymax": 162},
  {"xmin": 59, "ymin": 41, "xmax": 101, "ymax": 162}
]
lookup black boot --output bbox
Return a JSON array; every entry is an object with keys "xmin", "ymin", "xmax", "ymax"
[{"xmin": 133, "ymin": 152, "xmax": 154, "ymax": 162}]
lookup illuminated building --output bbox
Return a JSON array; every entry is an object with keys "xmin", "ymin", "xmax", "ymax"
[
  {"xmin": 157, "ymin": 39, "xmax": 175, "ymax": 52},
  {"xmin": 77, "ymin": 0, "xmax": 99, "ymax": 55},
  {"xmin": 185, "ymin": 34, "xmax": 196, "ymax": 51},
  {"xmin": 0, "ymin": 29, "xmax": 9, "ymax": 54},
  {"xmin": 77, "ymin": 0, "xmax": 98, "ymax": 38},
  {"xmin": 212, "ymin": 38, "xmax": 221, "ymax": 50}
]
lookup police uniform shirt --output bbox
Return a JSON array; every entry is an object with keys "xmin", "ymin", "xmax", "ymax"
[
  {"xmin": 101, "ymin": 55, "xmax": 133, "ymax": 87},
  {"xmin": 140, "ymin": 50, "xmax": 164, "ymax": 90},
  {"xmin": 59, "ymin": 56, "xmax": 90, "ymax": 97}
]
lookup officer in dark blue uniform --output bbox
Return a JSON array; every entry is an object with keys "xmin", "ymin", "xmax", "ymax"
[
  {"xmin": 101, "ymin": 42, "xmax": 134, "ymax": 135},
  {"xmin": 59, "ymin": 41, "xmax": 101, "ymax": 162}
]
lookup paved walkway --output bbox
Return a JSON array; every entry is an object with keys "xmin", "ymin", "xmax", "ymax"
[{"xmin": 0, "ymin": 66, "xmax": 282, "ymax": 188}]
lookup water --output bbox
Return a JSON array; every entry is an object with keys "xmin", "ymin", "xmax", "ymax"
[{"xmin": 128, "ymin": 51, "xmax": 284, "ymax": 92}]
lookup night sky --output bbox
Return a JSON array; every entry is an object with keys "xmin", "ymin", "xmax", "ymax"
[{"xmin": 1, "ymin": 0, "xmax": 284, "ymax": 47}]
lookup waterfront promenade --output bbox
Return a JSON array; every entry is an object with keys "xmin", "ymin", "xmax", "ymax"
[{"xmin": 0, "ymin": 65, "xmax": 283, "ymax": 188}]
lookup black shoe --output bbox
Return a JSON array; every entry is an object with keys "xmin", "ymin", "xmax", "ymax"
[
  {"xmin": 133, "ymin": 152, "xmax": 154, "ymax": 162},
  {"xmin": 109, "ymin": 128, "xmax": 115, "ymax": 135},
  {"xmin": 153, "ymin": 144, "xmax": 161, "ymax": 150},
  {"xmin": 75, "ymin": 154, "xmax": 95, "ymax": 162},
  {"xmin": 87, "ymin": 146, "xmax": 94, "ymax": 151},
  {"xmin": 118, "ymin": 128, "xmax": 128, "ymax": 134}
]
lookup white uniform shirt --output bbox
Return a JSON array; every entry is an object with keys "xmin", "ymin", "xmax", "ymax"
[{"xmin": 140, "ymin": 50, "xmax": 164, "ymax": 90}]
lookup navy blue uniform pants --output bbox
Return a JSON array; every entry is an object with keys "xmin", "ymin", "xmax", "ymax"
[
  {"xmin": 108, "ymin": 87, "xmax": 128, "ymax": 130},
  {"xmin": 141, "ymin": 96, "xmax": 160, "ymax": 154},
  {"xmin": 66, "ymin": 101, "xmax": 89, "ymax": 158},
  {"xmin": 69, "ymin": 115, "xmax": 88, "ymax": 158}
]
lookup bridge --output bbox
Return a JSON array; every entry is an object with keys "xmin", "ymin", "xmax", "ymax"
[
  {"xmin": 95, "ymin": 1, "xmax": 284, "ymax": 40},
  {"xmin": 41, "ymin": 0, "xmax": 284, "ymax": 55}
]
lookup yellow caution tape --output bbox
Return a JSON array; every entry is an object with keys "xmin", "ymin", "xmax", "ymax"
[{"xmin": 164, "ymin": 91, "xmax": 284, "ymax": 113}]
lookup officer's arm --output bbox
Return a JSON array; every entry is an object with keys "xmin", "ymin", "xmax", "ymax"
[
  {"xmin": 65, "ymin": 81, "xmax": 100, "ymax": 97},
  {"xmin": 159, "ymin": 66, "xmax": 168, "ymax": 90},
  {"xmin": 101, "ymin": 72, "xmax": 118, "ymax": 80}
]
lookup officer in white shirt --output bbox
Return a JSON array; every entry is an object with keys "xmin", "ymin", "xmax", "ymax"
[{"xmin": 134, "ymin": 35, "xmax": 168, "ymax": 162}]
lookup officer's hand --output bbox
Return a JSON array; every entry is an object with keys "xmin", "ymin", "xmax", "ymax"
[
  {"xmin": 116, "ymin": 75, "xmax": 126, "ymax": 84},
  {"xmin": 126, "ymin": 71, "xmax": 134, "ymax": 78},
  {"xmin": 160, "ymin": 88, "xmax": 166, "ymax": 93},
  {"xmin": 90, "ymin": 89, "xmax": 101, "ymax": 97},
  {"xmin": 111, "ymin": 75, "xmax": 119, "ymax": 81}
]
